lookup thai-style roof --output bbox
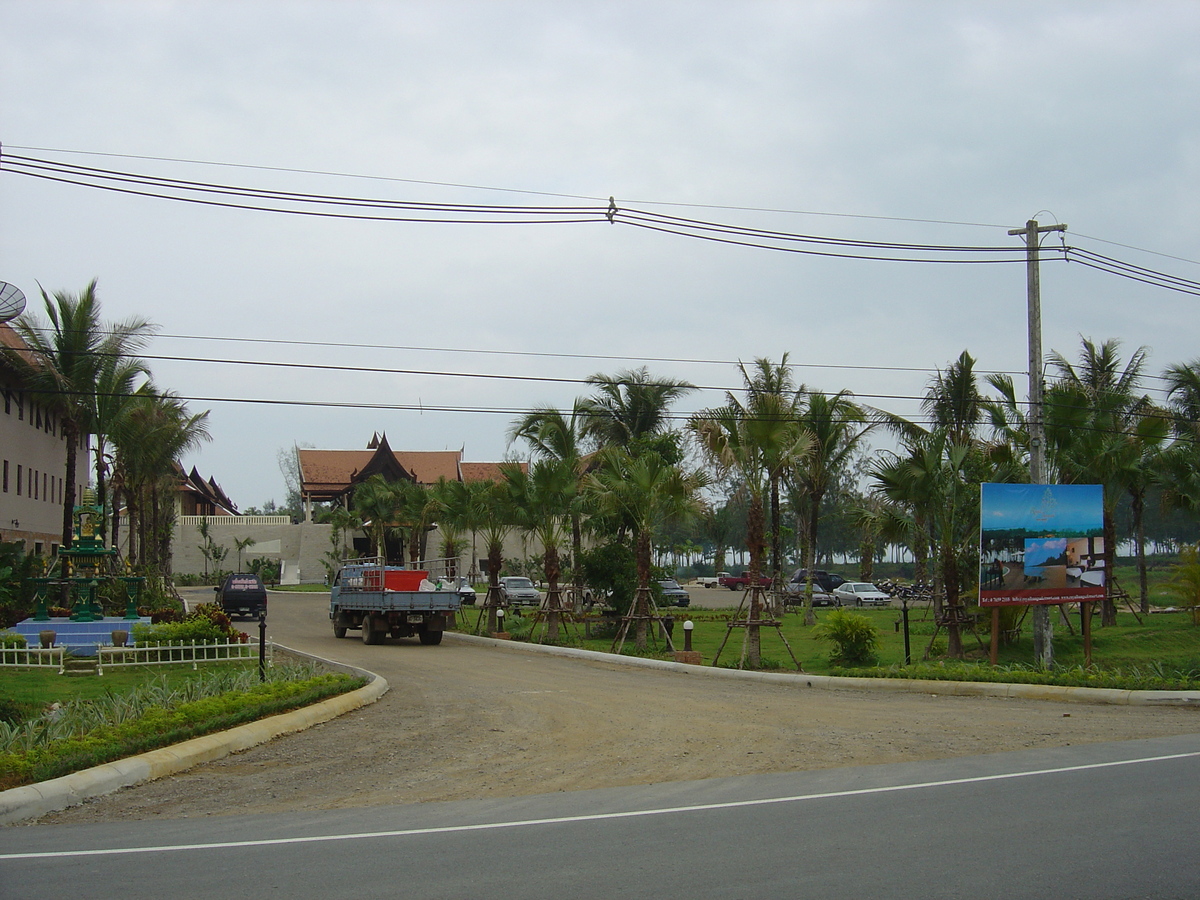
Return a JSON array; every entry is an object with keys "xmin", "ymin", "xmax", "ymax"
[
  {"xmin": 177, "ymin": 462, "xmax": 239, "ymax": 516},
  {"xmin": 460, "ymin": 461, "xmax": 527, "ymax": 482},
  {"xmin": 298, "ymin": 435, "xmax": 519, "ymax": 502}
]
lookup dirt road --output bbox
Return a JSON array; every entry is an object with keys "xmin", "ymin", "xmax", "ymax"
[{"xmin": 32, "ymin": 591, "xmax": 1200, "ymax": 825}]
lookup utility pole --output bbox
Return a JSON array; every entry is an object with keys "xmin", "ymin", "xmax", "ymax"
[{"xmin": 1008, "ymin": 218, "xmax": 1066, "ymax": 668}]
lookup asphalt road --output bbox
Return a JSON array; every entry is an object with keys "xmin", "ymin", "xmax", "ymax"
[
  {"xmin": 5, "ymin": 587, "xmax": 1198, "ymax": 898},
  {"xmin": 4, "ymin": 735, "xmax": 1199, "ymax": 900}
]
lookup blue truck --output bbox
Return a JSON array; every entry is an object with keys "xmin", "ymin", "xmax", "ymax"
[{"xmin": 329, "ymin": 559, "xmax": 462, "ymax": 646}]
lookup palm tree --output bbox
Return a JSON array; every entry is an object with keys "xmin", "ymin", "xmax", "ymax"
[
  {"xmin": 736, "ymin": 356, "xmax": 808, "ymax": 603},
  {"xmin": 581, "ymin": 366, "xmax": 694, "ymax": 456},
  {"xmin": 691, "ymin": 396, "xmax": 812, "ymax": 665},
  {"xmin": 871, "ymin": 432, "xmax": 982, "ymax": 658},
  {"xmin": 584, "ymin": 446, "xmax": 708, "ymax": 650},
  {"xmin": 430, "ymin": 477, "xmax": 472, "ymax": 579},
  {"xmin": 791, "ymin": 389, "xmax": 869, "ymax": 624},
  {"xmin": 503, "ymin": 458, "xmax": 575, "ymax": 641},
  {"xmin": 1163, "ymin": 359, "xmax": 1200, "ymax": 436},
  {"xmin": 352, "ymin": 475, "xmax": 405, "ymax": 560},
  {"xmin": 395, "ymin": 480, "xmax": 439, "ymax": 567},
  {"xmin": 4, "ymin": 280, "xmax": 154, "ymax": 549},
  {"xmin": 92, "ymin": 352, "xmax": 150, "ymax": 546},
  {"xmin": 478, "ymin": 474, "xmax": 518, "ymax": 632},
  {"xmin": 1046, "ymin": 338, "xmax": 1164, "ymax": 621},
  {"xmin": 111, "ymin": 387, "xmax": 210, "ymax": 579},
  {"xmin": 869, "ymin": 352, "xmax": 1003, "ymax": 659},
  {"xmin": 509, "ymin": 399, "xmax": 592, "ymax": 606}
]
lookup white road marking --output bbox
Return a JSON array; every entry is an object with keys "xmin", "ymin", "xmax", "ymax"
[{"xmin": 5, "ymin": 750, "xmax": 1197, "ymax": 861}]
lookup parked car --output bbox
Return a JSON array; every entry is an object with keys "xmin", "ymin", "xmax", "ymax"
[
  {"xmin": 788, "ymin": 568, "xmax": 847, "ymax": 594},
  {"xmin": 214, "ymin": 573, "xmax": 267, "ymax": 619},
  {"xmin": 782, "ymin": 581, "xmax": 837, "ymax": 606},
  {"xmin": 656, "ymin": 579, "xmax": 691, "ymax": 607},
  {"xmin": 832, "ymin": 582, "xmax": 892, "ymax": 607},
  {"xmin": 499, "ymin": 576, "xmax": 541, "ymax": 606},
  {"xmin": 456, "ymin": 578, "xmax": 480, "ymax": 604}
]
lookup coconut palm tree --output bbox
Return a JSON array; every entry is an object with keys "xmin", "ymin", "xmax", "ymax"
[
  {"xmin": 3, "ymin": 280, "xmax": 154, "ymax": 548},
  {"xmin": 92, "ymin": 352, "xmax": 151, "ymax": 546},
  {"xmin": 1046, "ymin": 338, "xmax": 1164, "ymax": 622},
  {"xmin": 736, "ymin": 356, "xmax": 808, "ymax": 603},
  {"xmin": 509, "ymin": 398, "xmax": 593, "ymax": 605},
  {"xmin": 791, "ymin": 389, "xmax": 870, "ymax": 624},
  {"xmin": 111, "ymin": 387, "xmax": 210, "ymax": 580},
  {"xmin": 580, "ymin": 366, "xmax": 694, "ymax": 456},
  {"xmin": 583, "ymin": 446, "xmax": 708, "ymax": 650},
  {"xmin": 352, "ymin": 475, "xmax": 405, "ymax": 561},
  {"xmin": 691, "ymin": 395, "xmax": 812, "ymax": 666}
]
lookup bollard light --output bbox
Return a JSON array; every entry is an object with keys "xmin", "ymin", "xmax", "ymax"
[
  {"xmin": 258, "ymin": 608, "xmax": 268, "ymax": 682},
  {"xmin": 496, "ymin": 607, "xmax": 505, "ymax": 632},
  {"xmin": 683, "ymin": 619, "xmax": 694, "ymax": 652}
]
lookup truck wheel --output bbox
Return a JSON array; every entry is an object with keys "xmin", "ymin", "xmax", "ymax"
[
  {"xmin": 361, "ymin": 614, "xmax": 382, "ymax": 645},
  {"xmin": 418, "ymin": 627, "xmax": 443, "ymax": 646},
  {"xmin": 333, "ymin": 623, "xmax": 347, "ymax": 639}
]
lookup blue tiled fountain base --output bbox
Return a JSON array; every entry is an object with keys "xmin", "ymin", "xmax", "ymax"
[{"xmin": 13, "ymin": 617, "xmax": 151, "ymax": 656}]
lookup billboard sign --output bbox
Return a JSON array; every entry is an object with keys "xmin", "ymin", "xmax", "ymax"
[{"xmin": 979, "ymin": 483, "xmax": 1105, "ymax": 606}]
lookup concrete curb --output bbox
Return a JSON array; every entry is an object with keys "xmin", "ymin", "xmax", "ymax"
[
  {"xmin": 0, "ymin": 645, "xmax": 387, "ymax": 826},
  {"xmin": 445, "ymin": 631, "xmax": 1200, "ymax": 708}
]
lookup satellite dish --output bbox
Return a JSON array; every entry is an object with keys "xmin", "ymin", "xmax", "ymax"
[{"xmin": 0, "ymin": 282, "xmax": 26, "ymax": 323}]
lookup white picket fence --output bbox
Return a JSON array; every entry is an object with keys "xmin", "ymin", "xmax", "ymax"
[
  {"xmin": 0, "ymin": 646, "xmax": 66, "ymax": 674},
  {"xmin": 97, "ymin": 639, "xmax": 270, "ymax": 675}
]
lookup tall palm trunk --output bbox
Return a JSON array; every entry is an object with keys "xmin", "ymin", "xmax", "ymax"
[
  {"xmin": 544, "ymin": 542, "xmax": 562, "ymax": 642},
  {"xmin": 1103, "ymin": 508, "xmax": 1118, "ymax": 626},
  {"xmin": 745, "ymin": 494, "xmax": 766, "ymax": 665},
  {"xmin": 60, "ymin": 419, "xmax": 80, "ymax": 549},
  {"xmin": 634, "ymin": 529, "xmax": 653, "ymax": 650},
  {"xmin": 802, "ymin": 486, "xmax": 826, "ymax": 626},
  {"xmin": 941, "ymin": 541, "xmax": 963, "ymax": 659},
  {"xmin": 1132, "ymin": 489, "xmax": 1149, "ymax": 615}
]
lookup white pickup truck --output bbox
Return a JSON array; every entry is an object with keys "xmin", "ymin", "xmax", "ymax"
[{"xmin": 694, "ymin": 572, "xmax": 731, "ymax": 589}]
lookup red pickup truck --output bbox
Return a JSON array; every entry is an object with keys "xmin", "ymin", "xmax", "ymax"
[{"xmin": 717, "ymin": 572, "xmax": 773, "ymax": 591}]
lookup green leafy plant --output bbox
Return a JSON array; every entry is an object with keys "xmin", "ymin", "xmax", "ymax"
[
  {"xmin": 133, "ymin": 602, "xmax": 244, "ymax": 646},
  {"xmin": 1162, "ymin": 544, "xmax": 1200, "ymax": 624},
  {"xmin": 813, "ymin": 608, "xmax": 881, "ymax": 667},
  {"xmin": 0, "ymin": 630, "xmax": 28, "ymax": 649},
  {"xmin": 0, "ymin": 665, "xmax": 364, "ymax": 787}
]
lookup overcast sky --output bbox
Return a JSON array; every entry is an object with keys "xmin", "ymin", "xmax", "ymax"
[{"xmin": 2, "ymin": 1, "xmax": 1198, "ymax": 509}]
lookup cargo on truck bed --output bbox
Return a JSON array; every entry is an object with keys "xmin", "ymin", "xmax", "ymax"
[{"xmin": 329, "ymin": 557, "xmax": 463, "ymax": 646}]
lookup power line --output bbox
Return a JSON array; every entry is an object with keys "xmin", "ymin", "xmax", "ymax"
[
  {"xmin": 2, "ymin": 143, "xmax": 1011, "ymax": 228},
  {"xmin": 5, "ymin": 147, "xmax": 1198, "ymax": 297}
]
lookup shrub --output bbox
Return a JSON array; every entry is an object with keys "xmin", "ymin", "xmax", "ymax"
[
  {"xmin": 133, "ymin": 602, "xmax": 244, "ymax": 646},
  {"xmin": 0, "ymin": 630, "xmax": 27, "ymax": 649},
  {"xmin": 813, "ymin": 608, "xmax": 881, "ymax": 667}
]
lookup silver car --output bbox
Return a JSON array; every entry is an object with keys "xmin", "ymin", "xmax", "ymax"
[
  {"xmin": 832, "ymin": 582, "xmax": 892, "ymax": 607},
  {"xmin": 499, "ymin": 576, "xmax": 541, "ymax": 606}
]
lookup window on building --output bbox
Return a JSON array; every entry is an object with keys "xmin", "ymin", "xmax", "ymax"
[
  {"xmin": 32, "ymin": 469, "xmax": 38, "ymax": 500},
  {"xmin": 2, "ymin": 460, "xmax": 7, "ymax": 493},
  {"xmin": 34, "ymin": 541, "xmax": 43, "ymax": 556},
  {"xmin": 16, "ymin": 465, "xmax": 22, "ymax": 496}
]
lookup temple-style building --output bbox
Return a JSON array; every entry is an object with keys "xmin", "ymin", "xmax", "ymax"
[{"xmin": 297, "ymin": 433, "xmax": 519, "ymax": 522}]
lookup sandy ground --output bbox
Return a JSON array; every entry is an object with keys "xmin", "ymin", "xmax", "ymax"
[{"xmin": 28, "ymin": 591, "xmax": 1200, "ymax": 826}]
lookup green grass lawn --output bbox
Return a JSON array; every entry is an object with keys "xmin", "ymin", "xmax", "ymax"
[
  {"xmin": 514, "ymin": 602, "xmax": 1200, "ymax": 683},
  {"xmin": 3, "ymin": 664, "xmax": 255, "ymax": 708}
]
